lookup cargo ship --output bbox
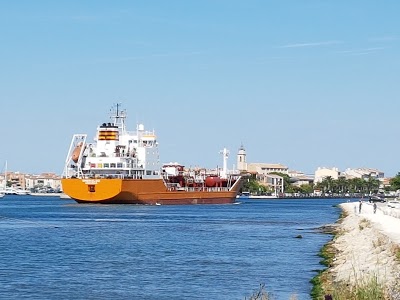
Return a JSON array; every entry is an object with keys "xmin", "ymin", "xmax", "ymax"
[{"xmin": 61, "ymin": 104, "xmax": 242, "ymax": 204}]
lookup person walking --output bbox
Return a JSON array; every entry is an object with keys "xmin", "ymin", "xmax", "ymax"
[
  {"xmin": 359, "ymin": 200, "xmax": 363, "ymax": 214},
  {"xmin": 373, "ymin": 202, "xmax": 377, "ymax": 214}
]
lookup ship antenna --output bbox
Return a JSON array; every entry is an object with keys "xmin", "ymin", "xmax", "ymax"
[
  {"xmin": 219, "ymin": 148, "xmax": 230, "ymax": 179},
  {"xmin": 111, "ymin": 102, "xmax": 127, "ymax": 134}
]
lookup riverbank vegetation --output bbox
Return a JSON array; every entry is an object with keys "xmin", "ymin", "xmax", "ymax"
[
  {"xmin": 246, "ymin": 280, "xmax": 391, "ymax": 300},
  {"xmin": 241, "ymin": 172, "xmax": 400, "ymax": 197},
  {"xmin": 311, "ymin": 241, "xmax": 393, "ymax": 299},
  {"xmin": 241, "ymin": 173, "xmax": 313, "ymax": 195},
  {"xmin": 310, "ymin": 209, "xmax": 400, "ymax": 300},
  {"xmin": 245, "ymin": 284, "xmax": 298, "ymax": 300}
]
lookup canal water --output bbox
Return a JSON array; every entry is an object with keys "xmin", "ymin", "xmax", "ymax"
[{"xmin": 0, "ymin": 195, "xmax": 344, "ymax": 299}]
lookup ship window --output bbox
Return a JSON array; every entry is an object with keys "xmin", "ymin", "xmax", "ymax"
[
  {"xmin": 88, "ymin": 185, "xmax": 95, "ymax": 193},
  {"xmin": 110, "ymin": 163, "xmax": 116, "ymax": 168},
  {"xmin": 117, "ymin": 163, "xmax": 123, "ymax": 168},
  {"xmin": 104, "ymin": 163, "xmax": 109, "ymax": 168},
  {"xmin": 146, "ymin": 170, "xmax": 152, "ymax": 175}
]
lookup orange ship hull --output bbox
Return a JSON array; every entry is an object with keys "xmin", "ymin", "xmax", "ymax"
[{"xmin": 61, "ymin": 178, "xmax": 242, "ymax": 205}]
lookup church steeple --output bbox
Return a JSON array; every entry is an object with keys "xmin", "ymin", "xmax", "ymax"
[{"xmin": 237, "ymin": 143, "xmax": 247, "ymax": 172}]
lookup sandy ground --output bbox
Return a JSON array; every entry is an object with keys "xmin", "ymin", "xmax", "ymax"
[{"xmin": 327, "ymin": 200, "xmax": 400, "ymax": 288}]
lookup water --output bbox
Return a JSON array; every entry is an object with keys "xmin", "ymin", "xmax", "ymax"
[{"xmin": 0, "ymin": 195, "xmax": 344, "ymax": 300}]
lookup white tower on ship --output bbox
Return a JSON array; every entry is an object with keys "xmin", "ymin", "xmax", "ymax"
[
  {"xmin": 237, "ymin": 144, "xmax": 247, "ymax": 172},
  {"xmin": 219, "ymin": 148, "xmax": 230, "ymax": 179}
]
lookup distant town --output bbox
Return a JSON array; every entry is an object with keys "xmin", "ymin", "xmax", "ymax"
[
  {"xmin": 236, "ymin": 145, "xmax": 394, "ymax": 197},
  {"xmin": 0, "ymin": 144, "xmax": 397, "ymax": 197},
  {"xmin": 0, "ymin": 171, "xmax": 60, "ymax": 194}
]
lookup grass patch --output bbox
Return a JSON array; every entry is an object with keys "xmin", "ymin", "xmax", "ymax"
[
  {"xmin": 310, "ymin": 271, "xmax": 325, "ymax": 299},
  {"xmin": 358, "ymin": 218, "xmax": 371, "ymax": 231},
  {"xmin": 339, "ymin": 209, "xmax": 348, "ymax": 219},
  {"xmin": 313, "ymin": 206, "xmax": 399, "ymax": 299},
  {"xmin": 311, "ymin": 222, "xmax": 340, "ymax": 299},
  {"xmin": 329, "ymin": 275, "xmax": 389, "ymax": 300},
  {"xmin": 311, "ymin": 240, "xmax": 336, "ymax": 299},
  {"xmin": 372, "ymin": 236, "xmax": 386, "ymax": 249},
  {"xmin": 310, "ymin": 207, "xmax": 347, "ymax": 299},
  {"xmin": 391, "ymin": 245, "xmax": 400, "ymax": 261},
  {"xmin": 248, "ymin": 277, "xmax": 393, "ymax": 300},
  {"xmin": 319, "ymin": 242, "xmax": 337, "ymax": 267}
]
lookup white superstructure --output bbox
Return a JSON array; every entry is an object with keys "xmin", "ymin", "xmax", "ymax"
[{"xmin": 62, "ymin": 104, "xmax": 161, "ymax": 180}]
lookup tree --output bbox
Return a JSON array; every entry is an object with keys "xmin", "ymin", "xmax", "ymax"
[
  {"xmin": 389, "ymin": 173, "xmax": 400, "ymax": 191},
  {"xmin": 348, "ymin": 178, "xmax": 365, "ymax": 194},
  {"xmin": 242, "ymin": 175, "xmax": 267, "ymax": 194},
  {"xmin": 365, "ymin": 175, "xmax": 380, "ymax": 194},
  {"xmin": 337, "ymin": 177, "xmax": 349, "ymax": 194},
  {"xmin": 298, "ymin": 184, "xmax": 313, "ymax": 195}
]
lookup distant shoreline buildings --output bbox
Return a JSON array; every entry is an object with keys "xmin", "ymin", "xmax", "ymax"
[
  {"xmin": 0, "ymin": 172, "xmax": 61, "ymax": 193},
  {"xmin": 236, "ymin": 144, "xmax": 388, "ymax": 195},
  {"xmin": 0, "ymin": 144, "xmax": 390, "ymax": 194}
]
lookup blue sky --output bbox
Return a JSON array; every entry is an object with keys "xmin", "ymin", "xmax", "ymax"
[{"xmin": 1, "ymin": 1, "xmax": 399, "ymax": 177}]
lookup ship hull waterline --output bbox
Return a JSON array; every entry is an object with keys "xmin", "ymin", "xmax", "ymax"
[{"xmin": 61, "ymin": 178, "xmax": 242, "ymax": 205}]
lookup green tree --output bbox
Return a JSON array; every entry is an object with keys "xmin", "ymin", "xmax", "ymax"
[
  {"xmin": 365, "ymin": 175, "xmax": 380, "ymax": 194},
  {"xmin": 325, "ymin": 176, "xmax": 334, "ymax": 193},
  {"xmin": 242, "ymin": 175, "xmax": 267, "ymax": 194},
  {"xmin": 389, "ymin": 173, "xmax": 400, "ymax": 191},
  {"xmin": 348, "ymin": 178, "xmax": 365, "ymax": 194},
  {"xmin": 298, "ymin": 184, "xmax": 313, "ymax": 195},
  {"xmin": 336, "ymin": 177, "xmax": 349, "ymax": 194}
]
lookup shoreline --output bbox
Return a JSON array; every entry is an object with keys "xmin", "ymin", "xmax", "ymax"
[
  {"xmin": 30, "ymin": 192, "xmax": 63, "ymax": 197},
  {"xmin": 319, "ymin": 201, "xmax": 400, "ymax": 297}
]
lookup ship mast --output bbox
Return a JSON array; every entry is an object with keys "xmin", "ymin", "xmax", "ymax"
[
  {"xmin": 111, "ymin": 103, "xmax": 127, "ymax": 135},
  {"xmin": 219, "ymin": 148, "xmax": 230, "ymax": 179}
]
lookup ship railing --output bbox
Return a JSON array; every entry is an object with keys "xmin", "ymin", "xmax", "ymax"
[
  {"xmin": 166, "ymin": 183, "xmax": 182, "ymax": 191},
  {"xmin": 89, "ymin": 153, "xmax": 137, "ymax": 158},
  {"xmin": 184, "ymin": 187, "xmax": 230, "ymax": 192},
  {"xmin": 81, "ymin": 173, "xmax": 125, "ymax": 179},
  {"xmin": 165, "ymin": 186, "xmax": 232, "ymax": 192},
  {"xmin": 207, "ymin": 187, "xmax": 229, "ymax": 192},
  {"xmin": 163, "ymin": 181, "xmax": 236, "ymax": 192},
  {"xmin": 82, "ymin": 160, "xmax": 142, "ymax": 170}
]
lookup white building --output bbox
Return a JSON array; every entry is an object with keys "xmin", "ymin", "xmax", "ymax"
[
  {"xmin": 257, "ymin": 173, "xmax": 284, "ymax": 196},
  {"xmin": 288, "ymin": 170, "xmax": 305, "ymax": 178},
  {"xmin": 247, "ymin": 162, "xmax": 288, "ymax": 196},
  {"xmin": 236, "ymin": 144, "xmax": 247, "ymax": 173},
  {"xmin": 314, "ymin": 167, "xmax": 340, "ymax": 184},
  {"xmin": 25, "ymin": 173, "xmax": 61, "ymax": 192},
  {"xmin": 288, "ymin": 170, "xmax": 314, "ymax": 187},
  {"xmin": 247, "ymin": 163, "xmax": 289, "ymax": 175},
  {"xmin": 342, "ymin": 168, "xmax": 384, "ymax": 180}
]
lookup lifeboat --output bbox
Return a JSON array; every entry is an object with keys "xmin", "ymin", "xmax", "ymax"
[{"xmin": 72, "ymin": 142, "xmax": 84, "ymax": 163}]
